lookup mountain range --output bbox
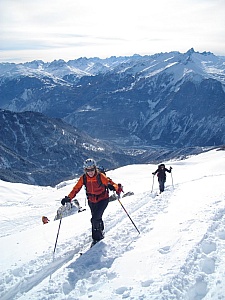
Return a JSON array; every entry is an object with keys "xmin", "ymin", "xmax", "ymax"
[
  {"xmin": 0, "ymin": 48, "xmax": 224, "ymax": 185},
  {"xmin": 0, "ymin": 109, "xmax": 136, "ymax": 186}
]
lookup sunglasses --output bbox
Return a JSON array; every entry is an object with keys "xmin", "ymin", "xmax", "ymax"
[{"xmin": 86, "ymin": 168, "xmax": 95, "ymax": 172}]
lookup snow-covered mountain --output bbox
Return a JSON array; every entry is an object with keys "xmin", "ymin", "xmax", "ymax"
[
  {"xmin": 0, "ymin": 109, "xmax": 135, "ymax": 186},
  {"xmin": 1, "ymin": 148, "xmax": 225, "ymax": 299},
  {"xmin": 1, "ymin": 49, "xmax": 225, "ymax": 147},
  {"xmin": 0, "ymin": 109, "xmax": 210, "ymax": 186}
]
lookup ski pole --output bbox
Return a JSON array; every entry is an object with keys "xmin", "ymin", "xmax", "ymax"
[
  {"xmin": 116, "ymin": 195, "xmax": 140, "ymax": 234},
  {"xmin": 170, "ymin": 169, "xmax": 174, "ymax": 189},
  {"xmin": 151, "ymin": 175, "xmax": 155, "ymax": 193},
  {"xmin": 53, "ymin": 217, "xmax": 62, "ymax": 255}
]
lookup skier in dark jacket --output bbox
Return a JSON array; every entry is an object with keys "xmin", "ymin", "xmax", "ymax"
[{"xmin": 152, "ymin": 164, "xmax": 172, "ymax": 193}]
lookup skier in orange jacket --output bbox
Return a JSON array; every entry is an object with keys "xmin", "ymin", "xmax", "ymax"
[{"xmin": 61, "ymin": 158, "xmax": 119, "ymax": 246}]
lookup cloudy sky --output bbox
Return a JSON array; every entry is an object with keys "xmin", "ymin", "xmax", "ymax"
[{"xmin": 0, "ymin": 0, "xmax": 225, "ymax": 63}]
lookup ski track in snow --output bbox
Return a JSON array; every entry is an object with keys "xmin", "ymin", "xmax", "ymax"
[
  {"xmin": 1, "ymin": 168, "xmax": 225, "ymax": 300},
  {"xmin": 159, "ymin": 207, "xmax": 225, "ymax": 300},
  {"xmin": 0, "ymin": 188, "xmax": 172, "ymax": 300}
]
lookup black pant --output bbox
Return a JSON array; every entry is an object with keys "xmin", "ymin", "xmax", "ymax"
[
  {"xmin": 158, "ymin": 178, "xmax": 166, "ymax": 192},
  {"xmin": 88, "ymin": 198, "xmax": 109, "ymax": 241}
]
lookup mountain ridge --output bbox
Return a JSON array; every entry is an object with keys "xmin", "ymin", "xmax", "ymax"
[
  {"xmin": 1, "ymin": 49, "xmax": 224, "ymax": 147},
  {"xmin": 1, "ymin": 49, "xmax": 225, "ymax": 185}
]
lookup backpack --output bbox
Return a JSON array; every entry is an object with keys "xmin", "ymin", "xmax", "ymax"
[
  {"xmin": 96, "ymin": 166, "xmax": 115, "ymax": 190},
  {"xmin": 97, "ymin": 166, "xmax": 106, "ymax": 175},
  {"xmin": 82, "ymin": 169, "xmax": 115, "ymax": 197}
]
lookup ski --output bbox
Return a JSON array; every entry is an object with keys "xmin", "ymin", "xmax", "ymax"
[
  {"xmin": 78, "ymin": 208, "xmax": 86, "ymax": 213},
  {"xmin": 122, "ymin": 191, "xmax": 134, "ymax": 198},
  {"xmin": 79, "ymin": 239, "xmax": 102, "ymax": 255},
  {"xmin": 79, "ymin": 242, "xmax": 95, "ymax": 255},
  {"xmin": 109, "ymin": 191, "xmax": 134, "ymax": 202}
]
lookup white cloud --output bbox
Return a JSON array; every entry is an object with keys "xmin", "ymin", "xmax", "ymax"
[{"xmin": 0, "ymin": 0, "xmax": 225, "ymax": 62}]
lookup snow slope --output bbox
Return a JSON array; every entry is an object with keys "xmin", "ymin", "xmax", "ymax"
[{"xmin": 0, "ymin": 148, "xmax": 225, "ymax": 300}]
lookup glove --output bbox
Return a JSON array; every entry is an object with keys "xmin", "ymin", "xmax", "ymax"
[
  {"xmin": 61, "ymin": 196, "xmax": 71, "ymax": 206},
  {"xmin": 152, "ymin": 172, "xmax": 155, "ymax": 175},
  {"xmin": 108, "ymin": 184, "xmax": 116, "ymax": 191},
  {"xmin": 170, "ymin": 167, "xmax": 173, "ymax": 170}
]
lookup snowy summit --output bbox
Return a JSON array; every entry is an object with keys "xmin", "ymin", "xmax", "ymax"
[{"xmin": 0, "ymin": 148, "xmax": 225, "ymax": 299}]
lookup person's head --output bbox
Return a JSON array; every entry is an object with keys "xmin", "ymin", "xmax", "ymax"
[
  {"xmin": 83, "ymin": 158, "xmax": 97, "ymax": 177},
  {"xmin": 118, "ymin": 183, "xmax": 122, "ymax": 187},
  {"xmin": 159, "ymin": 164, "xmax": 165, "ymax": 169}
]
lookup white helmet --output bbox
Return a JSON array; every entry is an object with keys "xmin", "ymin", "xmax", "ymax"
[{"xmin": 83, "ymin": 158, "xmax": 96, "ymax": 170}]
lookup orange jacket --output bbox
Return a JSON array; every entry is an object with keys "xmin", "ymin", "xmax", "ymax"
[{"xmin": 68, "ymin": 172, "xmax": 118, "ymax": 203}]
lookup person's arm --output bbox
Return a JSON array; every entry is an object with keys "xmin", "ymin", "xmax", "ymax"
[
  {"xmin": 61, "ymin": 176, "xmax": 84, "ymax": 205},
  {"xmin": 152, "ymin": 168, "xmax": 158, "ymax": 175},
  {"xmin": 100, "ymin": 173, "xmax": 118, "ymax": 191},
  {"xmin": 165, "ymin": 167, "xmax": 172, "ymax": 173},
  {"xmin": 68, "ymin": 176, "xmax": 84, "ymax": 199}
]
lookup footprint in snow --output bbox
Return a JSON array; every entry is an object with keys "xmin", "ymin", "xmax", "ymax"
[{"xmin": 158, "ymin": 245, "xmax": 170, "ymax": 254}]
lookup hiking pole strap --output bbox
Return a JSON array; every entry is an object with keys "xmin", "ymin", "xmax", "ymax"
[{"xmin": 117, "ymin": 197, "xmax": 140, "ymax": 234}]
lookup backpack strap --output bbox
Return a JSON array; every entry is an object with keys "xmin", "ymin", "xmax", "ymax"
[
  {"xmin": 83, "ymin": 173, "xmax": 87, "ymax": 187},
  {"xmin": 97, "ymin": 172, "xmax": 103, "ymax": 187}
]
